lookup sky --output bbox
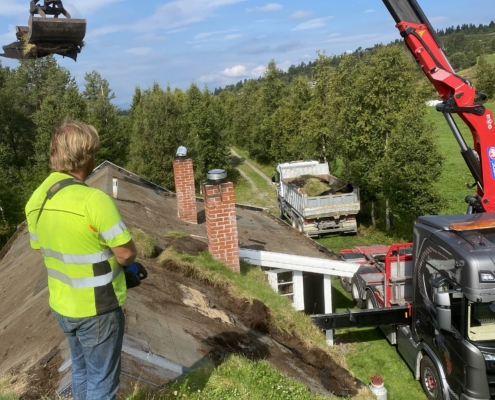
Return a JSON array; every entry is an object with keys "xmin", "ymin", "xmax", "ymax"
[{"xmin": 1, "ymin": 0, "xmax": 495, "ymax": 109}]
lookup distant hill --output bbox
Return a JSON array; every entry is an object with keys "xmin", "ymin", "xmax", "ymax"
[{"xmin": 214, "ymin": 20, "xmax": 495, "ymax": 95}]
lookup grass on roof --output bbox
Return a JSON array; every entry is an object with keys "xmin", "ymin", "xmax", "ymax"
[{"xmin": 129, "ymin": 228, "xmax": 156, "ymax": 258}]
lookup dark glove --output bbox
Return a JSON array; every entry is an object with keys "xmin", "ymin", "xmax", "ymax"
[{"xmin": 123, "ymin": 262, "xmax": 148, "ymax": 289}]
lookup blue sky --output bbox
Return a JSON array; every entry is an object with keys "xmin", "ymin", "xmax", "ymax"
[{"xmin": 1, "ymin": 0, "xmax": 495, "ymax": 108}]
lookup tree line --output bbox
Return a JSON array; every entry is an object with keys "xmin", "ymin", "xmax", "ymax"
[{"xmin": 2, "ymin": 40, "xmax": 495, "ymax": 246}]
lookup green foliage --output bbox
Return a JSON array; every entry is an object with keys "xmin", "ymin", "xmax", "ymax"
[
  {"xmin": 128, "ymin": 83, "xmax": 187, "ymax": 189},
  {"xmin": 83, "ymin": 71, "xmax": 124, "ymax": 165},
  {"xmin": 248, "ymin": 60, "xmax": 287, "ymax": 163},
  {"xmin": 475, "ymin": 55, "xmax": 495, "ymax": 99},
  {"xmin": 271, "ymin": 76, "xmax": 312, "ymax": 163},
  {"xmin": 332, "ymin": 46, "xmax": 443, "ymax": 221}
]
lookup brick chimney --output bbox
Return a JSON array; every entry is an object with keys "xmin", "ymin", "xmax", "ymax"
[
  {"xmin": 173, "ymin": 147, "xmax": 197, "ymax": 224},
  {"xmin": 203, "ymin": 169, "xmax": 240, "ymax": 272}
]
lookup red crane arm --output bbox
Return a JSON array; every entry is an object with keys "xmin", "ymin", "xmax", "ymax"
[{"xmin": 383, "ymin": 0, "xmax": 495, "ymax": 212}]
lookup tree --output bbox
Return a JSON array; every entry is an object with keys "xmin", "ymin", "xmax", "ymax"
[
  {"xmin": 248, "ymin": 60, "xmax": 287, "ymax": 163},
  {"xmin": 301, "ymin": 52, "xmax": 338, "ymax": 164},
  {"xmin": 476, "ymin": 56, "xmax": 495, "ymax": 99},
  {"xmin": 450, "ymin": 52, "xmax": 469, "ymax": 70},
  {"xmin": 333, "ymin": 46, "xmax": 443, "ymax": 227},
  {"xmin": 185, "ymin": 83, "xmax": 229, "ymax": 184},
  {"xmin": 128, "ymin": 83, "xmax": 188, "ymax": 189},
  {"xmin": 83, "ymin": 71, "xmax": 124, "ymax": 165},
  {"xmin": 271, "ymin": 76, "xmax": 312, "ymax": 163}
]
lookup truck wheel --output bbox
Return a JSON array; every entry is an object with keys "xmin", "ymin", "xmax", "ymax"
[
  {"xmin": 297, "ymin": 218, "xmax": 305, "ymax": 234},
  {"xmin": 339, "ymin": 276, "xmax": 352, "ymax": 292},
  {"xmin": 351, "ymin": 277, "xmax": 364, "ymax": 309},
  {"xmin": 366, "ymin": 290, "xmax": 376, "ymax": 309},
  {"xmin": 278, "ymin": 203, "xmax": 284, "ymax": 219},
  {"xmin": 292, "ymin": 217, "xmax": 298, "ymax": 229},
  {"xmin": 420, "ymin": 355, "xmax": 442, "ymax": 400}
]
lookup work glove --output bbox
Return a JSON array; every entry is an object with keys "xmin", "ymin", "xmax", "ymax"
[{"xmin": 123, "ymin": 262, "xmax": 148, "ymax": 289}]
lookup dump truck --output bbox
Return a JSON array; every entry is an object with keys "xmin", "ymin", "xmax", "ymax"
[{"xmin": 276, "ymin": 160, "xmax": 360, "ymax": 236}]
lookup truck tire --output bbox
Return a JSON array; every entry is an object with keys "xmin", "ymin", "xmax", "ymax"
[
  {"xmin": 278, "ymin": 202, "xmax": 284, "ymax": 219},
  {"xmin": 351, "ymin": 277, "xmax": 364, "ymax": 309},
  {"xmin": 297, "ymin": 217, "xmax": 305, "ymax": 234},
  {"xmin": 420, "ymin": 355, "xmax": 442, "ymax": 400},
  {"xmin": 339, "ymin": 276, "xmax": 352, "ymax": 293},
  {"xmin": 365, "ymin": 290, "xmax": 377, "ymax": 309}
]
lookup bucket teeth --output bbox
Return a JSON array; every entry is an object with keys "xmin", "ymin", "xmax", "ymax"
[{"xmin": 1, "ymin": 40, "xmax": 81, "ymax": 61}]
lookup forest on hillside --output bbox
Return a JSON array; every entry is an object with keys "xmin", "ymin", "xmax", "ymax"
[{"xmin": 2, "ymin": 22, "xmax": 495, "ymax": 247}]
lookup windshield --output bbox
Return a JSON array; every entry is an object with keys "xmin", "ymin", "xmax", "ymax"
[{"xmin": 468, "ymin": 302, "xmax": 495, "ymax": 341}]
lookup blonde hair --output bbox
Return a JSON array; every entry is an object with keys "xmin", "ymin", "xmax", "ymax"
[{"xmin": 50, "ymin": 118, "xmax": 99, "ymax": 172}]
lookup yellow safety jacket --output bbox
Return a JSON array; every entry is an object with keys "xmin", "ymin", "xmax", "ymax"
[{"xmin": 25, "ymin": 172, "xmax": 131, "ymax": 318}]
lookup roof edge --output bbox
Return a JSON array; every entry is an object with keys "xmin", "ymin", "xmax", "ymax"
[
  {"xmin": 91, "ymin": 161, "xmax": 174, "ymax": 195},
  {"xmin": 0, "ymin": 221, "xmax": 27, "ymax": 262}
]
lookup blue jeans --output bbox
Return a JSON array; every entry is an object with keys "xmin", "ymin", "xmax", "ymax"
[{"xmin": 52, "ymin": 307, "xmax": 125, "ymax": 400}]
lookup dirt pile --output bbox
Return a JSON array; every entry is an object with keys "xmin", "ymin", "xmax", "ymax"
[{"xmin": 7, "ymin": 349, "xmax": 62, "ymax": 400}]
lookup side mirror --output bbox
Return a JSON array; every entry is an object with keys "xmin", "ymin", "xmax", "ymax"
[{"xmin": 435, "ymin": 291, "xmax": 451, "ymax": 331}]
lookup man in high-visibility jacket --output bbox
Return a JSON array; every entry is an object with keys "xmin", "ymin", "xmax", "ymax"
[{"xmin": 25, "ymin": 118, "xmax": 137, "ymax": 400}]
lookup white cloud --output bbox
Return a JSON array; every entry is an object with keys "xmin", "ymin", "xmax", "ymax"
[
  {"xmin": 251, "ymin": 65, "xmax": 266, "ymax": 77},
  {"xmin": 136, "ymin": 33, "xmax": 168, "ymax": 42},
  {"xmin": 0, "ymin": 3, "xmax": 25, "ymax": 17},
  {"xmin": 247, "ymin": 3, "xmax": 283, "ymax": 12},
  {"xmin": 292, "ymin": 17, "xmax": 332, "ymax": 31},
  {"xmin": 0, "ymin": 25, "xmax": 17, "ymax": 45},
  {"xmin": 222, "ymin": 65, "xmax": 248, "ymax": 77},
  {"xmin": 365, "ymin": 9, "xmax": 375, "ymax": 13},
  {"xmin": 278, "ymin": 60, "xmax": 292, "ymax": 72},
  {"xmin": 288, "ymin": 11, "xmax": 312, "ymax": 20},
  {"xmin": 65, "ymin": 0, "xmax": 124, "ymax": 16},
  {"xmin": 126, "ymin": 47, "xmax": 154, "ymax": 56},
  {"xmin": 224, "ymin": 34, "xmax": 242, "ymax": 40},
  {"xmin": 195, "ymin": 30, "xmax": 236, "ymax": 40},
  {"xmin": 134, "ymin": 0, "xmax": 246, "ymax": 32},
  {"xmin": 86, "ymin": 24, "xmax": 126, "ymax": 40},
  {"xmin": 81, "ymin": 0, "xmax": 245, "ymax": 40}
]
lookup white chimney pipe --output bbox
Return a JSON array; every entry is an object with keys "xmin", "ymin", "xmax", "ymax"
[{"xmin": 112, "ymin": 178, "xmax": 118, "ymax": 199}]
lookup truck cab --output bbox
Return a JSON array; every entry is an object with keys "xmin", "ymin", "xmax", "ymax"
[{"xmin": 408, "ymin": 213, "xmax": 495, "ymax": 400}]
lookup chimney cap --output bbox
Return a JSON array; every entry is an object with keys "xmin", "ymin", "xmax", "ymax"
[
  {"xmin": 176, "ymin": 146, "xmax": 187, "ymax": 158},
  {"xmin": 207, "ymin": 169, "xmax": 227, "ymax": 182}
]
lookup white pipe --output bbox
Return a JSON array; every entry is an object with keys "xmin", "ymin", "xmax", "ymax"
[{"xmin": 112, "ymin": 178, "xmax": 118, "ymax": 199}]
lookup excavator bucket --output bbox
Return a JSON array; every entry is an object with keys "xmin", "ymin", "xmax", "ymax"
[
  {"xmin": 0, "ymin": 0, "xmax": 86, "ymax": 62},
  {"xmin": 28, "ymin": 16, "xmax": 86, "ymax": 45}
]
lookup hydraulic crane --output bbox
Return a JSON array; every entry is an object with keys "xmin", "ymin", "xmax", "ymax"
[{"xmin": 383, "ymin": 0, "xmax": 495, "ymax": 213}]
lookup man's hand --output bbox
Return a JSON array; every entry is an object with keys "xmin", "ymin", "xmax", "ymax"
[{"xmin": 111, "ymin": 240, "xmax": 137, "ymax": 266}]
